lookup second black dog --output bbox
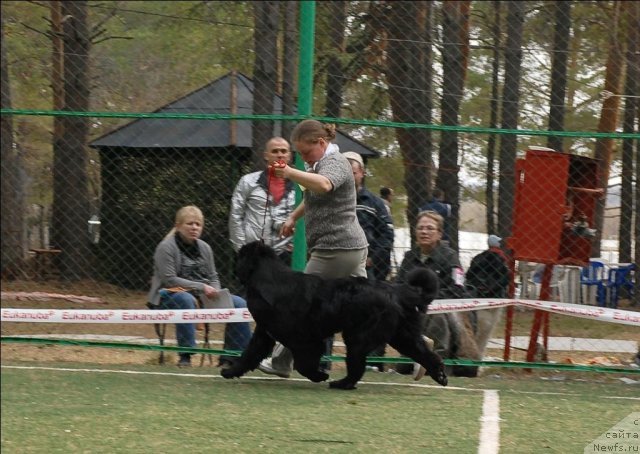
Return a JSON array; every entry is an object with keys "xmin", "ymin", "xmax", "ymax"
[{"xmin": 221, "ymin": 241, "xmax": 448, "ymax": 390}]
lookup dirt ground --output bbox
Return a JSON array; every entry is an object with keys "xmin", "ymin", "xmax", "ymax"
[
  {"xmin": 2, "ymin": 279, "xmax": 209, "ymax": 366},
  {"xmin": 1, "ymin": 279, "xmax": 353, "ymax": 370},
  {"xmin": 2, "ymin": 278, "xmax": 638, "ymax": 370}
]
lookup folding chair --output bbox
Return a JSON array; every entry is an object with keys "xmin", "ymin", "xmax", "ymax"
[
  {"xmin": 149, "ymin": 288, "xmax": 213, "ymax": 366},
  {"xmin": 197, "ymin": 296, "xmax": 214, "ymax": 366},
  {"xmin": 147, "ymin": 301, "xmax": 168, "ymax": 364},
  {"xmin": 606, "ymin": 263, "xmax": 635, "ymax": 308},
  {"xmin": 580, "ymin": 260, "xmax": 606, "ymax": 306}
]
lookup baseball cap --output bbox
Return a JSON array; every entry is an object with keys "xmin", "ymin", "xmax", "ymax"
[
  {"xmin": 342, "ymin": 151, "xmax": 364, "ymax": 168},
  {"xmin": 488, "ymin": 234, "xmax": 502, "ymax": 247}
]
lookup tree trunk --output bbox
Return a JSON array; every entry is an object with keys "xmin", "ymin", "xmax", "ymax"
[
  {"xmin": 618, "ymin": 1, "xmax": 639, "ymax": 265},
  {"xmin": 497, "ymin": 1, "xmax": 525, "ymax": 240},
  {"xmin": 50, "ymin": 0, "xmax": 92, "ymax": 280},
  {"xmin": 385, "ymin": 2, "xmax": 432, "ymax": 240},
  {"xmin": 252, "ymin": 1, "xmax": 279, "ymax": 169},
  {"xmin": 51, "ymin": 1, "xmax": 64, "ymax": 139},
  {"xmin": 0, "ymin": 13, "xmax": 26, "ymax": 277},
  {"xmin": 634, "ymin": 103, "xmax": 640, "ymax": 307},
  {"xmin": 592, "ymin": 1, "xmax": 625, "ymax": 256},
  {"xmin": 546, "ymin": 1, "xmax": 571, "ymax": 152},
  {"xmin": 281, "ymin": 2, "xmax": 297, "ymax": 143},
  {"xmin": 324, "ymin": 1, "xmax": 347, "ymax": 119},
  {"xmin": 485, "ymin": 1, "xmax": 501, "ymax": 235},
  {"xmin": 436, "ymin": 1, "xmax": 471, "ymax": 252}
]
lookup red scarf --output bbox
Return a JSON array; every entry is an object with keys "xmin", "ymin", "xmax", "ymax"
[
  {"xmin": 268, "ymin": 176, "xmax": 286, "ymax": 205},
  {"xmin": 489, "ymin": 246, "xmax": 509, "ymax": 264}
]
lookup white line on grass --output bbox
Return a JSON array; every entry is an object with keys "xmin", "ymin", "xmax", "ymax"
[
  {"xmin": 5, "ymin": 363, "xmax": 639, "ymax": 454},
  {"xmin": 2, "ymin": 365, "xmax": 638, "ymax": 401},
  {"xmin": 478, "ymin": 390, "xmax": 501, "ymax": 454},
  {"xmin": 0, "ymin": 365, "xmax": 473, "ymax": 390}
]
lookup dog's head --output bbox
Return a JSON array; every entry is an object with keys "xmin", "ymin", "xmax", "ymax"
[
  {"xmin": 236, "ymin": 240, "xmax": 280, "ymax": 284},
  {"xmin": 406, "ymin": 267, "xmax": 440, "ymax": 310}
]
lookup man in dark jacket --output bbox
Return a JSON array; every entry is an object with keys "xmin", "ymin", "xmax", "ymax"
[
  {"xmin": 421, "ymin": 188, "xmax": 452, "ymax": 242},
  {"xmin": 344, "ymin": 151, "xmax": 395, "ymax": 372},
  {"xmin": 466, "ymin": 235, "xmax": 510, "ymax": 298},
  {"xmin": 344, "ymin": 152, "xmax": 394, "ymax": 282}
]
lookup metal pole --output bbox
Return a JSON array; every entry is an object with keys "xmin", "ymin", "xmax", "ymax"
[{"xmin": 291, "ymin": 1, "xmax": 315, "ymax": 271}]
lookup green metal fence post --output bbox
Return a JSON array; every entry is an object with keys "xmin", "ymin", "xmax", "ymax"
[{"xmin": 291, "ymin": 1, "xmax": 316, "ymax": 271}]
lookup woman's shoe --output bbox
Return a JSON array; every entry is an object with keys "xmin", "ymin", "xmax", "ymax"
[
  {"xmin": 177, "ymin": 354, "xmax": 192, "ymax": 368},
  {"xmin": 258, "ymin": 358, "xmax": 290, "ymax": 378}
]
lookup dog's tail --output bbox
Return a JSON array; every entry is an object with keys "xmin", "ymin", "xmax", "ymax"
[{"xmin": 405, "ymin": 268, "xmax": 439, "ymax": 313}]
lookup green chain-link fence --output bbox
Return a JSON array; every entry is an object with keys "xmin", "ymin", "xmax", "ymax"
[{"xmin": 1, "ymin": 1, "xmax": 638, "ymax": 370}]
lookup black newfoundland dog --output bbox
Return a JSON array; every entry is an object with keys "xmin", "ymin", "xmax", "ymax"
[{"xmin": 221, "ymin": 241, "xmax": 448, "ymax": 390}]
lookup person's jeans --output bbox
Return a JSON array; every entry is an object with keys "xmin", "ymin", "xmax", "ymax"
[
  {"xmin": 220, "ymin": 295, "xmax": 252, "ymax": 364},
  {"xmin": 160, "ymin": 291, "xmax": 197, "ymax": 351},
  {"xmin": 160, "ymin": 292, "xmax": 252, "ymax": 363}
]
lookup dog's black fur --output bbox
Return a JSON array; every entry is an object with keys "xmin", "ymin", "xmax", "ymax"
[{"xmin": 220, "ymin": 241, "xmax": 448, "ymax": 390}]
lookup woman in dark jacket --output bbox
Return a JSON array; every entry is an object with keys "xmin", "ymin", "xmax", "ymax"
[
  {"xmin": 396, "ymin": 211, "xmax": 465, "ymax": 298},
  {"xmin": 395, "ymin": 210, "xmax": 481, "ymax": 377}
]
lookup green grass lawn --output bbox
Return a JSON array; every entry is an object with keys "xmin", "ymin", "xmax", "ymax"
[
  {"xmin": 2, "ymin": 361, "xmax": 638, "ymax": 453},
  {"xmin": 495, "ymin": 307, "xmax": 639, "ymax": 341}
]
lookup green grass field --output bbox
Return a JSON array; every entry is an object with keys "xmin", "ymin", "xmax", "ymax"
[
  {"xmin": 2, "ymin": 280, "xmax": 639, "ymax": 453},
  {"xmin": 2, "ymin": 361, "xmax": 638, "ymax": 453}
]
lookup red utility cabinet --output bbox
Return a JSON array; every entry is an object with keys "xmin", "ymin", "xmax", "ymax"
[
  {"xmin": 504, "ymin": 147, "xmax": 602, "ymax": 365},
  {"xmin": 508, "ymin": 147, "xmax": 601, "ymax": 266}
]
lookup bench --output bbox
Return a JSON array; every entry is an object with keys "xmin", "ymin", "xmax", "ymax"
[{"xmin": 29, "ymin": 248, "xmax": 62, "ymax": 280}]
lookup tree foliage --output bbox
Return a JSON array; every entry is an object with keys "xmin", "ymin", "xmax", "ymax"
[{"xmin": 2, "ymin": 0, "xmax": 636, "ymax": 272}]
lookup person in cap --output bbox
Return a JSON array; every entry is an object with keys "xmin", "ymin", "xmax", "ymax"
[
  {"xmin": 465, "ymin": 234, "xmax": 510, "ymax": 298},
  {"xmin": 343, "ymin": 151, "xmax": 395, "ymax": 283},
  {"xmin": 420, "ymin": 188, "xmax": 452, "ymax": 242},
  {"xmin": 343, "ymin": 151, "xmax": 395, "ymax": 372},
  {"xmin": 487, "ymin": 234, "xmax": 509, "ymax": 265},
  {"xmin": 380, "ymin": 187, "xmax": 393, "ymax": 215}
]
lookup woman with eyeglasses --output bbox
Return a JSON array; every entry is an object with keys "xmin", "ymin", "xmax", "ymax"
[
  {"xmin": 395, "ymin": 210, "xmax": 483, "ymax": 378},
  {"xmin": 396, "ymin": 210, "xmax": 465, "ymax": 297}
]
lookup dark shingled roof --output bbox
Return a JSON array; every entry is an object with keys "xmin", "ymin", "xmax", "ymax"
[{"xmin": 90, "ymin": 72, "xmax": 379, "ymax": 158}]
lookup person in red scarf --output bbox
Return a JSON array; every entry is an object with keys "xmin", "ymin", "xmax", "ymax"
[
  {"xmin": 466, "ymin": 235, "xmax": 510, "ymax": 298},
  {"xmin": 229, "ymin": 137, "xmax": 295, "ymax": 264}
]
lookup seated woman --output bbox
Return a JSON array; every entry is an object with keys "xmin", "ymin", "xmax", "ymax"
[
  {"xmin": 396, "ymin": 211, "xmax": 466, "ymax": 297},
  {"xmin": 147, "ymin": 205, "xmax": 251, "ymax": 368},
  {"xmin": 395, "ymin": 210, "xmax": 484, "ymax": 377}
]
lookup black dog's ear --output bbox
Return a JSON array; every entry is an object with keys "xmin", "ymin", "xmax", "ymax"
[
  {"xmin": 406, "ymin": 268, "xmax": 440, "ymax": 303},
  {"xmin": 236, "ymin": 242, "xmax": 259, "ymax": 284},
  {"xmin": 235, "ymin": 241, "xmax": 283, "ymax": 305},
  {"xmin": 235, "ymin": 256, "xmax": 251, "ymax": 285},
  {"xmin": 253, "ymin": 240, "xmax": 278, "ymax": 259}
]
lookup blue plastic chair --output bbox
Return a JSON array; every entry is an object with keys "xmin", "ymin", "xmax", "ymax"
[
  {"xmin": 580, "ymin": 260, "xmax": 606, "ymax": 306},
  {"xmin": 606, "ymin": 263, "xmax": 636, "ymax": 308}
]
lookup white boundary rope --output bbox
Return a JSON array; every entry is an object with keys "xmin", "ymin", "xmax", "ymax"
[{"xmin": 2, "ymin": 298, "xmax": 639, "ymax": 326}]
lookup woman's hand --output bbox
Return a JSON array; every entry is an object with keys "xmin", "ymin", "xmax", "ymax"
[
  {"xmin": 271, "ymin": 161, "xmax": 289, "ymax": 179},
  {"xmin": 202, "ymin": 284, "xmax": 218, "ymax": 298},
  {"xmin": 280, "ymin": 217, "xmax": 296, "ymax": 237}
]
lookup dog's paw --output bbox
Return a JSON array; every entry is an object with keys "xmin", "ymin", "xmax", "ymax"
[
  {"xmin": 430, "ymin": 364, "xmax": 448, "ymax": 387},
  {"xmin": 329, "ymin": 378, "xmax": 357, "ymax": 390},
  {"xmin": 220, "ymin": 367, "xmax": 243, "ymax": 379},
  {"xmin": 306, "ymin": 371, "xmax": 329, "ymax": 383}
]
